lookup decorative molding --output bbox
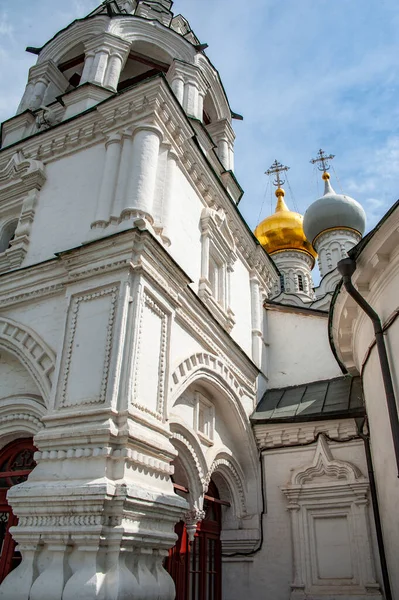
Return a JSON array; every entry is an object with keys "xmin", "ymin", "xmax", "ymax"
[
  {"xmin": 132, "ymin": 291, "xmax": 168, "ymax": 420},
  {"xmin": 254, "ymin": 419, "xmax": 358, "ymax": 449},
  {"xmin": 0, "ymin": 317, "xmax": 55, "ymax": 404},
  {"xmin": 171, "ymin": 430, "xmax": 206, "ymax": 489},
  {"xmin": 282, "ymin": 435, "xmax": 380, "ymax": 600},
  {"xmin": 0, "ymin": 151, "xmax": 46, "ymax": 199},
  {"xmin": 0, "ymin": 151, "xmax": 46, "ymax": 274},
  {"xmin": 60, "ymin": 286, "xmax": 118, "ymax": 407},
  {"xmin": 205, "ymin": 455, "xmax": 247, "ymax": 517},
  {"xmin": 174, "ymin": 309, "xmax": 256, "ymax": 394},
  {"xmin": 0, "ymin": 412, "xmax": 44, "ymax": 432},
  {"xmin": 170, "ymin": 352, "xmax": 245, "ymax": 402},
  {"xmin": 34, "ymin": 445, "xmax": 174, "ymax": 477},
  {"xmin": 290, "ymin": 434, "xmax": 362, "ymax": 486},
  {"xmin": 184, "ymin": 507, "xmax": 205, "ymax": 541}
]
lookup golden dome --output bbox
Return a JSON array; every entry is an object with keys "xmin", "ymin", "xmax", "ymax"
[{"xmin": 254, "ymin": 188, "xmax": 317, "ymax": 262}]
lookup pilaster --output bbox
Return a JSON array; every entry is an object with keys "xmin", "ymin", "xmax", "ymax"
[
  {"xmin": 81, "ymin": 33, "xmax": 131, "ymax": 91},
  {"xmin": 121, "ymin": 124, "xmax": 163, "ymax": 224},
  {"xmin": 205, "ymin": 119, "xmax": 236, "ymax": 171},
  {"xmin": 166, "ymin": 59, "xmax": 209, "ymax": 121},
  {"xmin": 17, "ymin": 60, "xmax": 69, "ymax": 113}
]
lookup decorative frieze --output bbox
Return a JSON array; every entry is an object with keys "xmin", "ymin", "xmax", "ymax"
[
  {"xmin": 254, "ymin": 419, "xmax": 358, "ymax": 449},
  {"xmin": 34, "ymin": 445, "xmax": 174, "ymax": 477}
]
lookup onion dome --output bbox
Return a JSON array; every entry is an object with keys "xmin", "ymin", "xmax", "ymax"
[
  {"xmin": 303, "ymin": 172, "xmax": 366, "ymax": 246},
  {"xmin": 255, "ymin": 187, "xmax": 317, "ymax": 263}
]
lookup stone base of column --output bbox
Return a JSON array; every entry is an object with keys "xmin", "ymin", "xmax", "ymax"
[{"xmin": 0, "ymin": 480, "xmax": 186, "ymax": 600}]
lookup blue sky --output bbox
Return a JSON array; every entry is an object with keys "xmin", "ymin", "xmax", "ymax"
[{"xmin": 1, "ymin": 0, "xmax": 399, "ymax": 234}]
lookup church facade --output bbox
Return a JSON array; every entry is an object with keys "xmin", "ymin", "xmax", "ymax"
[{"xmin": 0, "ymin": 2, "xmax": 397, "ymax": 599}]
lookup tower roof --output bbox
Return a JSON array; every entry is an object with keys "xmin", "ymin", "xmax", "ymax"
[
  {"xmin": 254, "ymin": 187, "xmax": 317, "ymax": 262},
  {"xmin": 303, "ymin": 172, "xmax": 366, "ymax": 246}
]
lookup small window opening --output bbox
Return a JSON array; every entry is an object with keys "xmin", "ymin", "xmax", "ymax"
[
  {"xmin": 0, "ymin": 220, "xmax": 18, "ymax": 254},
  {"xmin": 298, "ymin": 274, "xmax": 304, "ymax": 291},
  {"xmin": 279, "ymin": 274, "xmax": 285, "ymax": 292}
]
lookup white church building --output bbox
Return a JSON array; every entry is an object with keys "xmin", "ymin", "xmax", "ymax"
[{"xmin": 0, "ymin": 1, "xmax": 398, "ymax": 599}]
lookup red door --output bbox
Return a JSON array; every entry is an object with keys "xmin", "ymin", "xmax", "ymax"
[
  {"xmin": 166, "ymin": 481, "xmax": 222, "ymax": 600},
  {"xmin": 0, "ymin": 438, "xmax": 36, "ymax": 583}
]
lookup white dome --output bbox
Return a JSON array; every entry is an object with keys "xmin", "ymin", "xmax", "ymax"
[{"xmin": 303, "ymin": 175, "xmax": 366, "ymax": 245}]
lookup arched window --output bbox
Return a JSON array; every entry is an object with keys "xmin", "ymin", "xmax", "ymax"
[
  {"xmin": 0, "ymin": 220, "xmax": 18, "ymax": 254},
  {"xmin": 0, "ymin": 438, "xmax": 36, "ymax": 583},
  {"xmin": 118, "ymin": 43, "xmax": 170, "ymax": 92},
  {"xmin": 297, "ymin": 273, "xmax": 304, "ymax": 291},
  {"xmin": 57, "ymin": 43, "xmax": 85, "ymax": 90},
  {"xmin": 279, "ymin": 274, "xmax": 285, "ymax": 292}
]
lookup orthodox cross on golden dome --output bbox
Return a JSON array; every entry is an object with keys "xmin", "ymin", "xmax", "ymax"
[
  {"xmin": 310, "ymin": 149, "xmax": 335, "ymax": 179},
  {"xmin": 265, "ymin": 160, "xmax": 290, "ymax": 189}
]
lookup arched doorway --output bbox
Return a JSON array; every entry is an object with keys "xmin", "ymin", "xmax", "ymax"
[
  {"xmin": 166, "ymin": 479, "xmax": 223, "ymax": 600},
  {"xmin": 0, "ymin": 438, "xmax": 36, "ymax": 583}
]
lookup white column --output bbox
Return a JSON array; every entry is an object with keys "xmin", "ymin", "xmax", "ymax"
[
  {"xmin": 229, "ymin": 145, "xmax": 235, "ymax": 172},
  {"xmin": 201, "ymin": 235, "xmax": 210, "ymax": 281},
  {"xmin": 0, "ymin": 537, "xmax": 39, "ymax": 599},
  {"xmin": 17, "ymin": 81, "xmax": 35, "ymax": 114},
  {"xmin": 90, "ymin": 50, "xmax": 110, "ymax": 86},
  {"xmin": 184, "ymin": 81, "xmax": 198, "ymax": 117},
  {"xmin": 122, "ymin": 125, "xmax": 162, "ymax": 222},
  {"xmin": 104, "ymin": 52, "xmax": 123, "ymax": 90},
  {"xmin": 29, "ymin": 541, "xmax": 69, "ymax": 600},
  {"xmin": 161, "ymin": 149, "xmax": 178, "ymax": 244},
  {"xmin": 171, "ymin": 76, "xmax": 184, "ymax": 104},
  {"xmin": 113, "ymin": 128, "xmax": 134, "ymax": 218},
  {"xmin": 250, "ymin": 275, "xmax": 263, "ymax": 367},
  {"xmin": 31, "ymin": 78, "xmax": 48, "ymax": 110},
  {"xmin": 217, "ymin": 138, "xmax": 230, "ymax": 170},
  {"xmin": 92, "ymin": 133, "xmax": 123, "ymax": 228},
  {"xmin": 197, "ymin": 90, "xmax": 205, "ymax": 120},
  {"xmin": 80, "ymin": 51, "xmax": 95, "ymax": 85}
]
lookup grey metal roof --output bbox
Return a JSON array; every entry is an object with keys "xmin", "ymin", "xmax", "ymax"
[
  {"xmin": 251, "ymin": 376, "xmax": 364, "ymax": 423},
  {"xmin": 303, "ymin": 179, "xmax": 366, "ymax": 245}
]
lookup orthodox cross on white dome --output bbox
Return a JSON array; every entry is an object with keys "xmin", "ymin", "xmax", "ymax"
[
  {"xmin": 265, "ymin": 159, "xmax": 290, "ymax": 188},
  {"xmin": 310, "ymin": 149, "xmax": 335, "ymax": 173}
]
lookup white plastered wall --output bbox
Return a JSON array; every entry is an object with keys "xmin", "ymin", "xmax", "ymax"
[
  {"xmin": 24, "ymin": 146, "xmax": 104, "ymax": 267},
  {"xmin": 266, "ymin": 307, "xmax": 342, "ymax": 388}
]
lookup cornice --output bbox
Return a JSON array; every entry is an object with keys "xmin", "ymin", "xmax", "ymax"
[
  {"xmin": 0, "ymin": 259, "xmax": 65, "ymax": 309},
  {"xmin": 253, "ymin": 418, "xmax": 359, "ymax": 450}
]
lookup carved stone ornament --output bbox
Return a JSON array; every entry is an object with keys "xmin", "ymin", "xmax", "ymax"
[
  {"xmin": 184, "ymin": 507, "xmax": 206, "ymax": 541},
  {"xmin": 282, "ymin": 435, "xmax": 382, "ymax": 600},
  {"xmin": 0, "ymin": 151, "xmax": 46, "ymax": 274}
]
